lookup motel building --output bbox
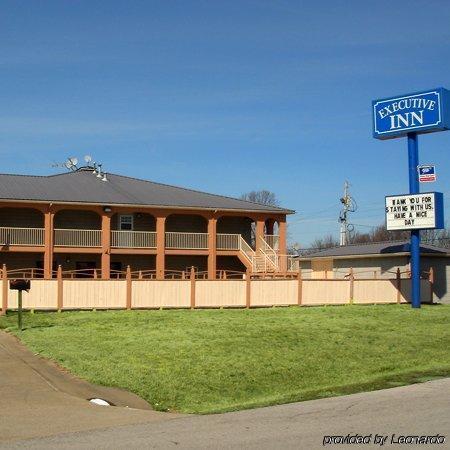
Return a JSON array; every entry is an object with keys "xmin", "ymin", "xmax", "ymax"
[{"xmin": 0, "ymin": 165, "xmax": 296, "ymax": 279}]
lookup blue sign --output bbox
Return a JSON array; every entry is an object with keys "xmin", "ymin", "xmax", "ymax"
[
  {"xmin": 418, "ymin": 164, "xmax": 436, "ymax": 183},
  {"xmin": 373, "ymin": 88, "xmax": 450, "ymax": 139}
]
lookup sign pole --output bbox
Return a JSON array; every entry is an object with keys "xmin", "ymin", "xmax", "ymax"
[
  {"xmin": 374, "ymin": 88, "xmax": 447, "ymax": 310},
  {"xmin": 18, "ymin": 289, "xmax": 23, "ymax": 331},
  {"xmin": 407, "ymin": 132, "xmax": 421, "ymax": 308}
]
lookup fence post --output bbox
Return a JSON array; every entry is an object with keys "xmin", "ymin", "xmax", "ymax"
[
  {"xmin": 1, "ymin": 264, "xmax": 7, "ymax": 315},
  {"xmin": 297, "ymin": 268, "xmax": 302, "ymax": 306},
  {"xmin": 429, "ymin": 267, "xmax": 434, "ymax": 304},
  {"xmin": 57, "ymin": 265, "xmax": 63, "ymax": 311},
  {"xmin": 396, "ymin": 268, "xmax": 401, "ymax": 304},
  {"xmin": 126, "ymin": 265, "xmax": 132, "ymax": 310},
  {"xmin": 245, "ymin": 269, "xmax": 251, "ymax": 308},
  {"xmin": 190, "ymin": 266, "xmax": 196, "ymax": 309},
  {"xmin": 349, "ymin": 267, "xmax": 354, "ymax": 304}
]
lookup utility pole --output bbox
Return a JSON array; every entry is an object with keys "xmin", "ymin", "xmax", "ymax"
[{"xmin": 339, "ymin": 181, "xmax": 356, "ymax": 246}]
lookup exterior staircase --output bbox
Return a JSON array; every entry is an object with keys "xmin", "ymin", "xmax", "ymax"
[{"xmin": 238, "ymin": 236, "xmax": 279, "ymax": 273}]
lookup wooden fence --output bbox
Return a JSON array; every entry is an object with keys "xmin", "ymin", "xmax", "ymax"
[{"xmin": 0, "ymin": 266, "xmax": 434, "ymax": 312}]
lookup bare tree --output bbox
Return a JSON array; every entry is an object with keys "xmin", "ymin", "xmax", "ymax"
[
  {"xmin": 349, "ymin": 224, "xmax": 450, "ymax": 247},
  {"xmin": 421, "ymin": 228, "xmax": 450, "ymax": 248},
  {"xmin": 240, "ymin": 190, "xmax": 280, "ymax": 248},
  {"xmin": 350, "ymin": 225, "xmax": 409, "ymax": 244},
  {"xmin": 310, "ymin": 234, "xmax": 339, "ymax": 250},
  {"xmin": 240, "ymin": 190, "xmax": 279, "ymax": 206}
]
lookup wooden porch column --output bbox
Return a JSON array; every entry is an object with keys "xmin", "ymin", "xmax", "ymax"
[
  {"xmin": 208, "ymin": 217, "xmax": 217, "ymax": 280},
  {"xmin": 255, "ymin": 219, "xmax": 265, "ymax": 252},
  {"xmin": 101, "ymin": 212, "xmax": 112, "ymax": 279},
  {"xmin": 279, "ymin": 218, "xmax": 287, "ymax": 272},
  {"xmin": 156, "ymin": 215, "xmax": 166, "ymax": 280},
  {"xmin": 44, "ymin": 208, "xmax": 54, "ymax": 279}
]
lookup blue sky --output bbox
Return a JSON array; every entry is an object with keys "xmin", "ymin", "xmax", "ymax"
[{"xmin": 1, "ymin": 0, "xmax": 450, "ymax": 246}]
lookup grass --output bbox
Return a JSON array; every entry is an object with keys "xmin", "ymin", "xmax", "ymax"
[{"xmin": 1, "ymin": 305, "xmax": 450, "ymax": 414}]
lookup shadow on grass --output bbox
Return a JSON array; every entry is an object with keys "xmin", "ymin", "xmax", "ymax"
[{"xmin": 200, "ymin": 368, "xmax": 450, "ymax": 415}]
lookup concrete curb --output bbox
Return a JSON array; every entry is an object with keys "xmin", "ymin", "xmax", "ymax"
[{"xmin": 0, "ymin": 331, "xmax": 152, "ymax": 410}]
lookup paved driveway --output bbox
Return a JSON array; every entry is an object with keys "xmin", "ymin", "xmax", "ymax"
[{"xmin": 1, "ymin": 331, "xmax": 449, "ymax": 449}]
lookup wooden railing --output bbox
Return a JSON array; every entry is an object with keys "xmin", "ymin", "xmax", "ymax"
[
  {"xmin": 0, "ymin": 227, "xmax": 45, "ymax": 246},
  {"xmin": 0, "ymin": 228, "xmax": 286, "ymax": 266},
  {"xmin": 264, "ymin": 234, "xmax": 279, "ymax": 250},
  {"xmin": 259, "ymin": 237, "xmax": 278, "ymax": 271},
  {"xmin": 165, "ymin": 232, "xmax": 208, "ymax": 249},
  {"xmin": 111, "ymin": 231, "xmax": 156, "ymax": 248},
  {"xmin": 239, "ymin": 236, "xmax": 255, "ymax": 265},
  {"xmin": 54, "ymin": 229, "xmax": 102, "ymax": 247},
  {"xmin": 217, "ymin": 233, "xmax": 240, "ymax": 250}
]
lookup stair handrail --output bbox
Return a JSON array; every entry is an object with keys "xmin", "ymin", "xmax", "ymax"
[
  {"xmin": 258, "ymin": 246, "xmax": 278, "ymax": 271},
  {"xmin": 239, "ymin": 236, "xmax": 255, "ymax": 266},
  {"xmin": 259, "ymin": 237, "xmax": 279, "ymax": 270}
]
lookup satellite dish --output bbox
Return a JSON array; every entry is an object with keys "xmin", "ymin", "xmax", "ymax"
[
  {"xmin": 84, "ymin": 155, "xmax": 92, "ymax": 163},
  {"xmin": 68, "ymin": 157, "xmax": 78, "ymax": 166},
  {"xmin": 64, "ymin": 160, "xmax": 73, "ymax": 170}
]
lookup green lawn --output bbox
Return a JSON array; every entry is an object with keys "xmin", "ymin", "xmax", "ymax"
[{"xmin": 1, "ymin": 305, "xmax": 450, "ymax": 414}]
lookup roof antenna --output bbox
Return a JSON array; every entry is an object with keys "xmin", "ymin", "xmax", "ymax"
[
  {"xmin": 64, "ymin": 157, "xmax": 78, "ymax": 172},
  {"xmin": 96, "ymin": 164, "xmax": 103, "ymax": 178},
  {"xmin": 102, "ymin": 172, "xmax": 108, "ymax": 182}
]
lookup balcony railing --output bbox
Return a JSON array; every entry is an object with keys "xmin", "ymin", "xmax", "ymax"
[
  {"xmin": 0, "ymin": 227, "xmax": 45, "ymax": 246},
  {"xmin": 111, "ymin": 230, "xmax": 156, "ymax": 248},
  {"xmin": 217, "ymin": 233, "xmax": 240, "ymax": 250},
  {"xmin": 0, "ymin": 229, "xmax": 281, "ymax": 256},
  {"xmin": 165, "ymin": 232, "xmax": 208, "ymax": 249},
  {"xmin": 54, "ymin": 229, "xmax": 102, "ymax": 247}
]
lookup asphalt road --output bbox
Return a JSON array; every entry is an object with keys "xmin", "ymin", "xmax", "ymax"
[
  {"xmin": 3, "ymin": 379, "xmax": 450, "ymax": 449},
  {"xmin": 1, "ymin": 331, "xmax": 449, "ymax": 449}
]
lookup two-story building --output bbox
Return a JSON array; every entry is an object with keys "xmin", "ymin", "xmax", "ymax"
[{"xmin": 0, "ymin": 166, "xmax": 294, "ymax": 279}]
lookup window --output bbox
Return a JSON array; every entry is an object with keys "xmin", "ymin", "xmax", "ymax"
[{"xmin": 119, "ymin": 215, "xmax": 133, "ymax": 231}]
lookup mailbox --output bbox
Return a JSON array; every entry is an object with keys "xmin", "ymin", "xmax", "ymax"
[{"xmin": 10, "ymin": 279, "xmax": 31, "ymax": 291}]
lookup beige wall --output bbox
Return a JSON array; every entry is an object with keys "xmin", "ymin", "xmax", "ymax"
[
  {"xmin": 422, "ymin": 256, "xmax": 450, "ymax": 304},
  {"xmin": 300, "ymin": 254, "xmax": 449, "ymax": 304},
  {"xmin": 0, "ymin": 208, "xmax": 44, "ymax": 228},
  {"xmin": 300, "ymin": 256, "xmax": 410, "ymax": 279},
  {"xmin": 333, "ymin": 256, "xmax": 409, "ymax": 279},
  {"xmin": 311, "ymin": 259, "xmax": 333, "ymax": 279},
  {"xmin": 54, "ymin": 210, "xmax": 101, "ymax": 229}
]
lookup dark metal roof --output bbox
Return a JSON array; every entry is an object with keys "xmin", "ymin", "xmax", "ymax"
[
  {"xmin": 0, "ymin": 169, "xmax": 294, "ymax": 214},
  {"xmin": 299, "ymin": 241, "xmax": 450, "ymax": 259}
]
